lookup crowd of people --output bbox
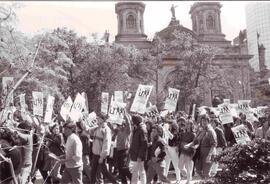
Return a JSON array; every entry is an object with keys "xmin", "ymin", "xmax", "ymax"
[{"xmin": 0, "ymin": 104, "xmax": 270, "ymax": 184}]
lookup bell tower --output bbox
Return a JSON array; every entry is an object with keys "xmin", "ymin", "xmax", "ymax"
[
  {"xmin": 190, "ymin": 2, "xmax": 229, "ymax": 45},
  {"xmin": 115, "ymin": 2, "xmax": 151, "ymax": 49}
]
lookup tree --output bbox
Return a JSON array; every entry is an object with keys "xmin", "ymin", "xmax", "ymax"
[{"xmin": 151, "ymin": 30, "xmax": 219, "ymax": 111}]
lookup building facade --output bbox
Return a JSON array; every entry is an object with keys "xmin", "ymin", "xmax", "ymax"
[
  {"xmin": 246, "ymin": 2, "xmax": 270, "ymax": 72},
  {"xmin": 115, "ymin": 2, "xmax": 253, "ymax": 110}
]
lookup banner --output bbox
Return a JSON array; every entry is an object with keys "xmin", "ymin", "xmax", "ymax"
[
  {"xmin": 69, "ymin": 93, "xmax": 85, "ymax": 122},
  {"xmin": 19, "ymin": 93, "xmax": 26, "ymax": 112},
  {"xmin": 231, "ymin": 124, "xmax": 251, "ymax": 144},
  {"xmin": 108, "ymin": 101, "xmax": 126, "ymax": 124},
  {"xmin": 60, "ymin": 96, "xmax": 73, "ymax": 121},
  {"xmin": 130, "ymin": 84, "xmax": 153, "ymax": 114},
  {"xmin": 164, "ymin": 87, "xmax": 180, "ymax": 112},
  {"xmin": 32, "ymin": 91, "xmax": 44, "ymax": 116},
  {"xmin": 44, "ymin": 95, "xmax": 55, "ymax": 123},
  {"xmin": 101, "ymin": 92, "xmax": 109, "ymax": 115},
  {"xmin": 114, "ymin": 91, "xmax": 124, "ymax": 103},
  {"xmin": 145, "ymin": 105, "xmax": 159, "ymax": 119},
  {"xmin": 2, "ymin": 77, "xmax": 14, "ymax": 106},
  {"xmin": 218, "ymin": 103, "xmax": 234, "ymax": 124}
]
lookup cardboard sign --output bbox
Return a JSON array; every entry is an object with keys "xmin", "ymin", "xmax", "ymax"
[
  {"xmin": 255, "ymin": 106, "xmax": 268, "ymax": 118},
  {"xmin": 237, "ymin": 100, "xmax": 255, "ymax": 123},
  {"xmin": 218, "ymin": 103, "xmax": 234, "ymax": 124},
  {"xmin": 145, "ymin": 105, "xmax": 159, "ymax": 119},
  {"xmin": 60, "ymin": 96, "xmax": 73, "ymax": 121},
  {"xmin": 81, "ymin": 92, "xmax": 89, "ymax": 114},
  {"xmin": 69, "ymin": 93, "xmax": 85, "ymax": 122},
  {"xmin": 101, "ymin": 92, "xmax": 109, "ymax": 115},
  {"xmin": 2, "ymin": 77, "xmax": 14, "ymax": 106},
  {"xmin": 19, "ymin": 94, "xmax": 26, "ymax": 112},
  {"xmin": 231, "ymin": 124, "xmax": 251, "ymax": 144},
  {"xmin": 32, "ymin": 91, "xmax": 44, "ymax": 116},
  {"xmin": 44, "ymin": 95, "xmax": 55, "ymax": 123},
  {"xmin": 130, "ymin": 84, "xmax": 153, "ymax": 114},
  {"xmin": 81, "ymin": 111, "xmax": 98, "ymax": 128},
  {"xmin": 108, "ymin": 101, "xmax": 126, "ymax": 124},
  {"xmin": 164, "ymin": 87, "xmax": 180, "ymax": 112},
  {"xmin": 114, "ymin": 91, "xmax": 124, "ymax": 103}
]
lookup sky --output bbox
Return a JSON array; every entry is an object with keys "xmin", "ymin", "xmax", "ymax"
[{"xmin": 4, "ymin": 1, "xmax": 259, "ymax": 41}]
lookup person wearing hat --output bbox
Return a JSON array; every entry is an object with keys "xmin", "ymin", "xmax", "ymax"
[
  {"xmin": 59, "ymin": 120, "xmax": 83, "ymax": 184},
  {"xmin": 129, "ymin": 114, "xmax": 148, "ymax": 184}
]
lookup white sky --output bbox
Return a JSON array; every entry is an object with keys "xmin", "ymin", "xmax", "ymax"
[{"xmin": 5, "ymin": 1, "xmax": 257, "ymax": 41}]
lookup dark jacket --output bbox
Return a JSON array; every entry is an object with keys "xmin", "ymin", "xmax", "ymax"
[
  {"xmin": 214, "ymin": 127, "xmax": 227, "ymax": 148},
  {"xmin": 130, "ymin": 123, "xmax": 148, "ymax": 161},
  {"xmin": 149, "ymin": 137, "xmax": 166, "ymax": 162}
]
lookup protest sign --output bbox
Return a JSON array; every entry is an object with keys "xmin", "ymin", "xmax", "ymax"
[
  {"xmin": 130, "ymin": 84, "xmax": 153, "ymax": 114},
  {"xmin": 82, "ymin": 112, "xmax": 97, "ymax": 128},
  {"xmin": 231, "ymin": 124, "xmax": 251, "ymax": 144},
  {"xmin": 237, "ymin": 100, "xmax": 255, "ymax": 123},
  {"xmin": 19, "ymin": 94, "xmax": 26, "ymax": 112},
  {"xmin": 255, "ymin": 106, "xmax": 268, "ymax": 118},
  {"xmin": 218, "ymin": 103, "xmax": 234, "ymax": 124},
  {"xmin": 60, "ymin": 96, "xmax": 73, "ymax": 121},
  {"xmin": 114, "ymin": 91, "xmax": 124, "ymax": 103},
  {"xmin": 108, "ymin": 101, "xmax": 126, "ymax": 124},
  {"xmin": 44, "ymin": 95, "xmax": 55, "ymax": 123},
  {"xmin": 2, "ymin": 77, "xmax": 14, "ymax": 106},
  {"xmin": 164, "ymin": 87, "xmax": 180, "ymax": 112},
  {"xmin": 32, "ymin": 91, "xmax": 44, "ymax": 116},
  {"xmin": 81, "ymin": 92, "xmax": 89, "ymax": 114},
  {"xmin": 101, "ymin": 92, "xmax": 109, "ymax": 115},
  {"xmin": 69, "ymin": 93, "xmax": 85, "ymax": 122},
  {"xmin": 145, "ymin": 105, "xmax": 159, "ymax": 119}
]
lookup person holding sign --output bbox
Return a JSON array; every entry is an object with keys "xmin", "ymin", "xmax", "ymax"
[
  {"xmin": 193, "ymin": 114, "xmax": 217, "ymax": 179},
  {"xmin": 83, "ymin": 114, "xmax": 119, "ymax": 184},
  {"xmin": 129, "ymin": 115, "xmax": 148, "ymax": 184},
  {"xmin": 115, "ymin": 110, "xmax": 132, "ymax": 184}
]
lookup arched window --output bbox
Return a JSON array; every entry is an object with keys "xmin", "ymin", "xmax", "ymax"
[
  {"xmin": 206, "ymin": 15, "xmax": 215, "ymax": 29},
  {"xmin": 126, "ymin": 14, "xmax": 136, "ymax": 29}
]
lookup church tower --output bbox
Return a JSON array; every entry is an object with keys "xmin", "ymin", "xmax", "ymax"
[
  {"xmin": 115, "ymin": 2, "xmax": 151, "ymax": 49},
  {"xmin": 189, "ymin": 2, "xmax": 230, "ymax": 46}
]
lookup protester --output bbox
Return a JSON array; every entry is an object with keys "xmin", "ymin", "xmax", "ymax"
[
  {"xmin": 83, "ymin": 114, "xmax": 119, "ymax": 184},
  {"xmin": 194, "ymin": 114, "xmax": 217, "ymax": 179},
  {"xmin": 129, "ymin": 114, "xmax": 148, "ymax": 184},
  {"xmin": 59, "ymin": 120, "xmax": 83, "ymax": 184},
  {"xmin": 178, "ymin": 119, "xmax": 196, "ymax": 184},
  {"xmin": 255, "ymin": 116, "xmax": 270, "ymax": 140},
  {"xmin": 146, "ymin": 124, "xmax": 171, "ymax": 183},
  {"xmin": 115, "ymin": 111, "xmax": 132, "ymax": 184}
]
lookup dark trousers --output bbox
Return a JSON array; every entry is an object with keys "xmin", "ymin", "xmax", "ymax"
[
  {"xmin": 116, "ymin": 149, "xmax": 132, "ymax": 184},
  {"xmin": 90, "ymin": 154, "xmax": 117, "ymax": 184}
]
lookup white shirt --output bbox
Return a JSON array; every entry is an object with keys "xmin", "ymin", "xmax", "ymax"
[{"xmin": 65, "ymin": 133, "xmax": 83, "ymax": 168}]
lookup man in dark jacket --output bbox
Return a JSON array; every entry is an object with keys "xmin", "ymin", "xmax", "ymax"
[{"xmin": 129, "ymin": 115, "xmax": 148, "ymax": 184}]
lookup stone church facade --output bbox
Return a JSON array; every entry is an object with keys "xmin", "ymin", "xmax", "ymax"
[{"xmin": 115, "ymin": 2, "xmax": 253, "ymax": 110}]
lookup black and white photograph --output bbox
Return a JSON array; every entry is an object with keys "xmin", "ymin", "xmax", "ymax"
[{"xmin": 0, "ymin": 1, "xmax": 270, "ymax": 184}]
